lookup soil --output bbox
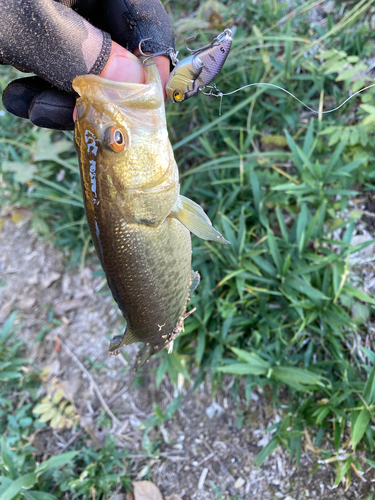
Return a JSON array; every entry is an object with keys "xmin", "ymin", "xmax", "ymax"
[{"xmin": 0, "ymin": 217, "xmax": 374, "ymax": 500}]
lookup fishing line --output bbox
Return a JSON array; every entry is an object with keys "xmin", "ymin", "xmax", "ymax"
[{"xmin": 204, "ymin": 82, "xmax": 375, "ymax": 116}]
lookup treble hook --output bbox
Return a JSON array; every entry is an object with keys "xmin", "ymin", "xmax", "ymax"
[
  {"xmin": 138, "ymin": 39, "xmax": 179, "ymax": 66},
  {"xmin": 185, "ymin": 29, "xmax": 232, "ymax": 54},
  {"xmin": 185, "ymin": 35, "xmax": 197, "ymax": 53},
  {"xmin": 185, "ymin": 34, "xmax": 212, "ymax": 54}
]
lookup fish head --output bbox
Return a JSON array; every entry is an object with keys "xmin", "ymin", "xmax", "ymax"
[{"xmin": 73, "ymin": 63, "xmax": 171, "ymax": 192}]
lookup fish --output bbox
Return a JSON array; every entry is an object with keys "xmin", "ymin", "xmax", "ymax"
[{"xmin": 72, "ymin": 62, "xmax": 228, "ymax": 369}]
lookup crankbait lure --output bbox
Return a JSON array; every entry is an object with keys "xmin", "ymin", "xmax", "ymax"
[
  {"xmin": 166, "ymin": 28, "xmax": 232, "ymax": 103},
  {"xmin": 139, "ymin": 28, "xmax": 233, "ymax": 103}
]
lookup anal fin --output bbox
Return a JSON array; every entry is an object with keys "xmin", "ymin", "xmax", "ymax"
[
  {"xmin": 170, "ymin": 195, "xmax": 229, "ymax": 244},
  {"xmin": 133, "ymin": 343, "xmax": 161, "ymax": 371}
]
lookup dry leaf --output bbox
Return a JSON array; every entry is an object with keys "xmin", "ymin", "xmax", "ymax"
[
  {"xmin": 234, "ymin": 477, "xmax": 245, "ymax": 489},
  {"xmin": 0, "ymin": 300, "xmax": 15, "ymax": 321},
  {"xmin": 10, "ymin": 208, "xmax": 33, "ymax": 224},
  {"xmin": 49, "ymin": 355, "xmax": 61, "ymax": 376},
  {"xmin": 132, "ymin": 481, "xmax": 163, "ymax": 500},
  {"xmin": 62, "ymin": 377, "xmax": 82, "ymax": 402},
  {"xmin": 18, "ymin": 296, "xmax": 36, "ymax": 309},
  {"xmin": 54, "ymin": 299, "xmax": 85, "ymax": 316},
  {"xmin": 42, "ymin": 272, "xmax": 61, "ymax": 289},
  {"xmin": 2, "ymin": 161, "xmax": 37, "ymax": 183}
]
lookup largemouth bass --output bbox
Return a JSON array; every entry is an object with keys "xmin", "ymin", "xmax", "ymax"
[{"xmin": 73, "ymin": 63, "xmax": 228, "ymax": 369}]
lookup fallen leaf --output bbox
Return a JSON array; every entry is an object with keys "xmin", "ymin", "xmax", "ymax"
[
  {"xmin": 62, "ymin": 377, "xmax": 82, "ymax": 403},
  {"xmin": 352, "ymin": 302, "xmax": 370, "ymax": 325},
  {"xmin": 166, "ymin": 495, "xmax": 183, "ymax": 500},
  {"xmin": 18, "ymin": 296, "xmax": 36, "ymax": 309},
  {"xmin": 33, "ymin": 130, "xmax": 73, "ymax": 160},
  {"xmin": 49, "ymin": 356, "xmax": 61, "ymax": 376},
  {"xmin": 205, "ymin": 402, "xmax": 223, "ymax": 419},
  {"xmin": 10, "ymin": 207, "xmax": 33, "ymax": 224},
  {"xmin": 42, "ymin": 272, "xmax": 61, "ymax": 289},
  {"xmin": 2, "ymin": 161, "xmax": 37, "ymax": 183},
  {"xmin": 0, "ymin": 300, "xmax": 15, "ymax": 321},
  {"xmin": 54, "ymin": 299, "xmax": 85, "ymax": 316},
  {"xmin": 27, "ymin": 274, "xmax": 39, "ymax": 285},
  {"xmin": 234, "ymin": 477, "xmax": 245, "ymax": 489},
  {"xmin": 260, "ymin": 135, "xmax": 288, "ymax": 150},
  {"xmin": 133, "ymin": 481, "xmax": 163, "ymax": 500}
]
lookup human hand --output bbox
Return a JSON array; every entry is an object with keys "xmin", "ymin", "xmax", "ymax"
[{"xmin": 1, "ymin": 0, "xmax": 174, "ymax": 130}]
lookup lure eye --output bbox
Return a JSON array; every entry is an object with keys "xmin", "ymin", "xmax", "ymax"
[
  {"xmin": 105, "ymin": 126, "xmax": 127, "ymax": 152},
  {"xmin": 173, "ymin": 90, "xmax": 184, "ymax": 102}
]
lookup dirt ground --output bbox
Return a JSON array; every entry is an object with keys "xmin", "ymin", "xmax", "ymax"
[{"xmin": 0, "ymin": 216, "xmax": 374, "ymax": 500}]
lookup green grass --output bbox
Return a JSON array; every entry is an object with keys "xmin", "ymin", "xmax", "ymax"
[
  {"xmin": 0, "ymin": 314, "xmax": 134, "ymax": 499},
  {"xmin": 2, "ymin": 0, "xmax": 375, "ymax": 492}
]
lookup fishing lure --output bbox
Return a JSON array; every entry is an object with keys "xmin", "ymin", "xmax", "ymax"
[{"xmin": 139, "ymin": 28, "xmax": 233, "ymax": 103}]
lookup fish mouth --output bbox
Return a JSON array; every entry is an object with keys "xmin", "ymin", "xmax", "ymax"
[{"xmin": 73, "ymin": 63, "xmax": 163, "ymax": 110}]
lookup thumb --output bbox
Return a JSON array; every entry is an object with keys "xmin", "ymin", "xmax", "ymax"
[
  {"xmin": 73, "ymin": 41, "xmax": 170, "ymax": 121},
  {"xmin": 100, "ymin": 41, "xmax": 146, "ymax": 83}
]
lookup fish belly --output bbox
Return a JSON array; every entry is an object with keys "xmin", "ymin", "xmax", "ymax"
[{"xmin": 88, "ymin": 213, "xmax": 192, "ymax": 345}]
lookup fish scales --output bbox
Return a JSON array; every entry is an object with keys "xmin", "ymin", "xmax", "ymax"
[
  {"xmin": 96, "ymin": 217, "xmax": 192, "ymax": 343},
  {"xmin": 73, "ymin": 62, "xmax": 228, "ymax": 368}
]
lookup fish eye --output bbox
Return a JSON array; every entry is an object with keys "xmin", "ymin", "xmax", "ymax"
[
  {"xmin": 173, "ymin": 90, "xmax": 184, "ymax": 102},
  {"xmin": 105, "ymin": 126, "xmax": 127, "ymax": 152}
]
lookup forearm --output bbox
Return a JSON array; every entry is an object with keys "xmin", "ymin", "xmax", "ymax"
[{"xmin": 0, "ymin": 0, "xmax": 111, "ymax": 92}]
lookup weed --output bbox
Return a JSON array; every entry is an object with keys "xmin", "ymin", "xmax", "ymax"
[
  {"xmin": 0, "ymin": 315, "xmax": 134, "ymax": 499},
  {"xmin": 1, "ymin": 0, "xmax": 375, "ymax": 491},
  {"xmin": 32, "ymin": 374, "xmax": 80, "ymax": 430}
]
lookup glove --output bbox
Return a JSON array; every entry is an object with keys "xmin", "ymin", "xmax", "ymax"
[{"xmin": 0, "ymin": 0, "xmax": 174, "ymax": 130}]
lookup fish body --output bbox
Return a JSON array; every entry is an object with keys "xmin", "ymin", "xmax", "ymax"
[{"xmin": 73, "ymin": 64, "xmax": 227, "ymax": 368}]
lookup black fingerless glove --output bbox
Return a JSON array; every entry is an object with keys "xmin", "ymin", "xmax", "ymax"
[{"xmin": 0, "ymin": 0, "xmax": 174, "ymax": 130}]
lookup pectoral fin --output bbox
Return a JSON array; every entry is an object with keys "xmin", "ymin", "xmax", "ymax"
[{"xmin": 171, "ymin": 195, "xmax": 229, "ymax": 244}]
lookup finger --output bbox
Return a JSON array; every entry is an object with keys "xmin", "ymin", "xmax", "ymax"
[
  {"xmin": 105, "ymin": 0, "xmax": 175, "ymax": 54},
  {"xmin": 72, "ymin": 42, "xmax": 170, "ymax": 123},
  {"xmin": 29, "ymin": 90, "xmax": 76, "ymax": 130},
  {"xmin": 2, "ymin": 77, "xmax": 55, "ymax": 119},
  {"xmin": 100, "ymin": 41, "xmax": 145, "ymax": 83}
]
